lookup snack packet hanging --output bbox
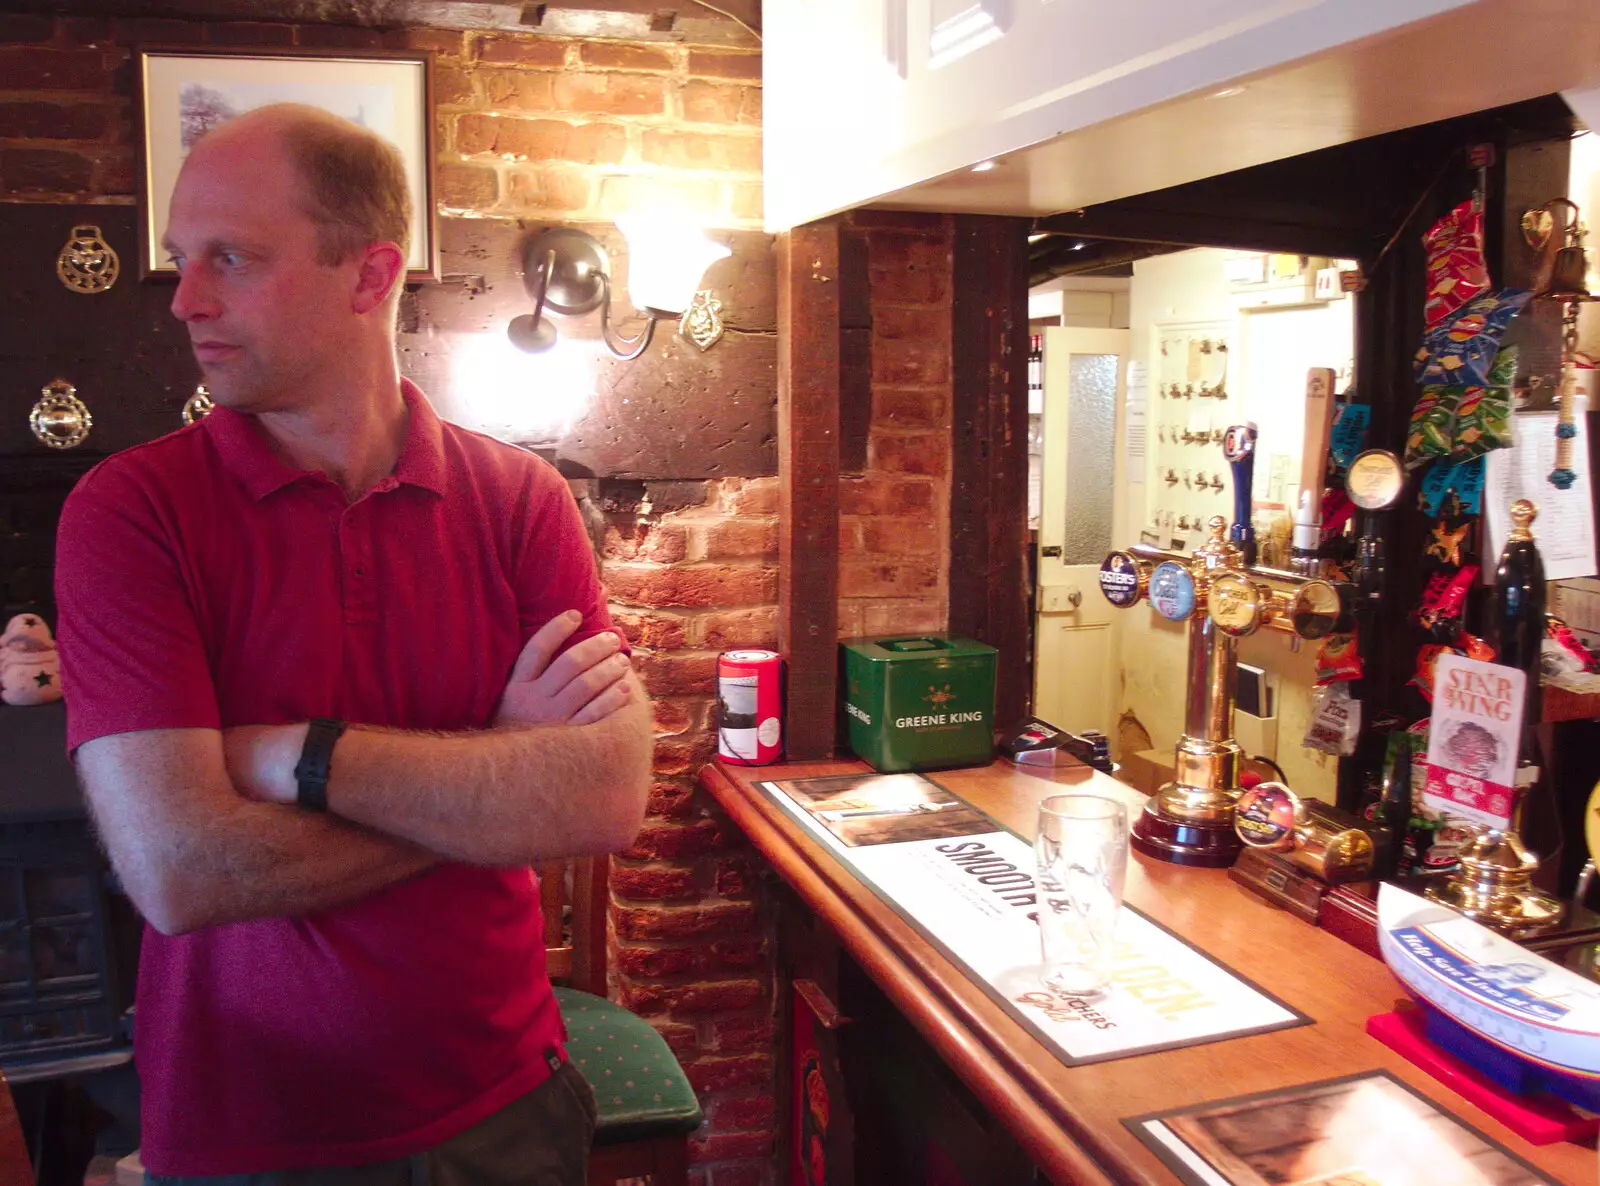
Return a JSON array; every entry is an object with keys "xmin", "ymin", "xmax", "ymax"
[
  {"xmin": 1417, "ymin": 455, "xmax": 1486, "ymax": 516},
  {"xmin": 1414, "ymin": 564, "xmax": 1479, "ymax": 639},
  {"xmin": 1422, "ymin": 200, "xmax": 1491, "ymax": 326},
  {"xmin": 1446, "ymin": 384, "xmax": 1514, "ymax": 461},
  {"xmin": 1407, "ymin": 338, "xmax": 1522, "ymax": 468},
  {"xmin": 1548, "ymin": 616, "xmax": 1599, "ymax": 672},
  {"xmin": 1410, "ymin": 634, "xmax": 1494, "ymax": 702},
  {"xmin": 1305, "ymin": 684, "xmax": 1362, "ymax": 756},
  {"xmin": 1415, "ymin": 289, "xmax": 1531, "ymax": 387},
  {"xmin": 1315, "ymin": 631, "xmax": 1363, "ymax": 684},
  {"xmin": 1329, "ymin": 403, "xmax": 1371, "ymax": 474}
]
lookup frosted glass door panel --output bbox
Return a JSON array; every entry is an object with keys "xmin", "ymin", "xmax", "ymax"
[{"xmin": 1061, "ymin": 353, "xmax": 1117, "ymax": 566}]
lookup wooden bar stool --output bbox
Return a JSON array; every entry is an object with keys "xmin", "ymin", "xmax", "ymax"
[{"xmin": 539, "ymin": 858, "xmax": 703, "ymax": 1186}]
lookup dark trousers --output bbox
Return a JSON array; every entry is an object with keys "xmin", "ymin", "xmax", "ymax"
[{"xmin": 148, "ymin": 1062, "xmax": 598, "ymax": 1186}]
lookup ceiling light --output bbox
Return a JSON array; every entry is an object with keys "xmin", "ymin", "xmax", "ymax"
[
  {"xmin": 971, "ymin": 159, "xmax": 998, "ymax": 173},
  {"xmin": 1212, "ymin": 85, "xmax": 1246, "ymax": 99}
]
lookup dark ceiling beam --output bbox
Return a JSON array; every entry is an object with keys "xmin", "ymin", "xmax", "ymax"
[
  {"xmin": 0, "ymin": 0, "xmax": 760, "ymax": 43},
  {"xmin": 1035, "ymin": 207, "xmax": 1375, "ymax": 263},
  {"xmin": 1027, "ymin": 241, "xmax": 1170, "ymax": 287}
]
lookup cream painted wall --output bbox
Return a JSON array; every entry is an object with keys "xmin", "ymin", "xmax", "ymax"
[{"xmin": 1110, "ymin": 249, "xmax": 1352, "ymax": 804}]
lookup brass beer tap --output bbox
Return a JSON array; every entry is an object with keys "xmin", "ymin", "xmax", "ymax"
[{"xmin": 1097, "ymin": 517, "xmax": 1344, "ymax": 867}]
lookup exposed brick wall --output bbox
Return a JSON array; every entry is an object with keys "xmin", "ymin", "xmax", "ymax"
[
  {"xmin": 0, "ymin": 16, "xmax": 762, "ymax": 230},
  {"xmin": 430, "ymin": 30, "xmax": 761, "ymax": 228},
  {"xmin": 838, "ymin": 212, "xmax": 955, "ymax": 639},
  {"xmin": 0, "ymin": 13, "xmax": 772, "ymax": 1185},
  {"xmin": 603, "ymin": 476, "xmax": 780, "ymax": 1183}
]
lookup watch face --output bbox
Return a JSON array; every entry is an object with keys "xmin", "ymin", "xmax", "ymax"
[
  {"xmin": 1098, "ymin": 551, "xmax": 1144, "ymax": 608},
  {"xmin": 1148, "ymin": 562, "xmax": 1196, "ymax": 622},
  {"xmin": 1234, "ymin": 782, "xmax": 1299, "ymax": 850},
  {"xmin": 1347, "ymin": 449, "xmax": 1404, "ymax": 510},
  {"xmin": 1208, "ymin": 572, "xmax": 1260, "ymax": 636}
]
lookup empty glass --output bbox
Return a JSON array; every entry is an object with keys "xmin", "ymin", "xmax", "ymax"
[{"xmin": 1035, "ymin": 794, "xmax": 1129, "ymax": 998}]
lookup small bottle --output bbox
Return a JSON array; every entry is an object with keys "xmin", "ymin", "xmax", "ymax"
[{"xmin": 1289, "ymin": 489, "xmax": 1321, "ymax": 577}]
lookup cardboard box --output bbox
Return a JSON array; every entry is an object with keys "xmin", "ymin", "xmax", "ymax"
[{"xmin": 840, "ymin": 635, "xmax": 996, "ymax": 773}]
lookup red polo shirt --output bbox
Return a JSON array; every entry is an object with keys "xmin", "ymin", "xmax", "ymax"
[{"xmin": 54, "ymin": 381, "xmax": 616, "ymax": 1176}]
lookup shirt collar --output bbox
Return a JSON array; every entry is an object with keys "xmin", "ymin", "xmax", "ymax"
[{"xmin": 205, "ymin": 378, "xmax": 447, "ymax": 502}]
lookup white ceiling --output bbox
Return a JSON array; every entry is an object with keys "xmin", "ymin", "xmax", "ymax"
[{"xmin": 871, "ymin": 0, "xmax": 1600, "ymax": 218}]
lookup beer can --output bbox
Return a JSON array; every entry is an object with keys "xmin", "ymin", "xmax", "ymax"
[{"xmin": 717, "ymin": 649, "xmax": 784, "ymax": 765}]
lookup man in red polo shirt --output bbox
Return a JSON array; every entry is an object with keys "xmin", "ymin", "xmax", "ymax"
[{"xmin": 53, "ymin": 104, "xmax": 652, "ymax": 1183}]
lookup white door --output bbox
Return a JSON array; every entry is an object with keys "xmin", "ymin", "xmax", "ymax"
[{"xmin": 1034, "ymin": 328, "xmax": 1129, "ymax": 737}]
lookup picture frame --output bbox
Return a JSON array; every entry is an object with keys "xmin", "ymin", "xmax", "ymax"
[{"xmin": 135, "ymin": 46, "xmax": 439, "ymax": 282}]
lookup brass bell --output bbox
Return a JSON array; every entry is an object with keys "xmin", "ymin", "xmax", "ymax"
[
  {"xmin": 1528, "ymin": 198, "xmax": 1593, "ymax": 302},
  {"xmin": 1547, "ymin": 243, "xmax": 1591, "ymax": 302}
]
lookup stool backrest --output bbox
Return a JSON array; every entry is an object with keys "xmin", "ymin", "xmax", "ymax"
[{"xmin": 537, "ymin": 857, "xmax": 608, "ymax": 997}]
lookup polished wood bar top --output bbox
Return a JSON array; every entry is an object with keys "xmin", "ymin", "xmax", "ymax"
[{"xmin": 700, "ymin": 756, "xmax": 1596, "ymax": 1186}]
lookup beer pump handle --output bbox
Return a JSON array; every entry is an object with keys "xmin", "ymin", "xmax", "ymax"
[
  {"xmin": 1344, "ymin": 450, "xmax": 1405, "ymax": 615},
  {"xmin": 1223, "ymin": 423, "xmax": 1258, "ymax": 567}
]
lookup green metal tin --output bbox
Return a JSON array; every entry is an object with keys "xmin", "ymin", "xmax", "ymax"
[{"xmin": 840, "ymin": 635, "xmax": 997, "ymax": 773}]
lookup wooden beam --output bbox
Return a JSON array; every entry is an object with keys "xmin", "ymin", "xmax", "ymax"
[
  {"xmin": 777, "ymin": 222, "xmax": 842, "ymax": 760},
  {"xmin": 949, "ymin": 215, "xmax": 1032, "ymax": 728},
  {"xmin": 1036, "ymin": 207, "xmax": 1372, "ymax": 262}
]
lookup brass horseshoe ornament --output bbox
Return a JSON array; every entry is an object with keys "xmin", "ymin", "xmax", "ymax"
[{"xmin": 30, "ymin": 378, "xmax": 92, "ymax": 449}]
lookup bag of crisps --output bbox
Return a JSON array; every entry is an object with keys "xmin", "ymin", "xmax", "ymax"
[{"xmin": 1422, "ymin": 200, "xmax": 1491, "ymax": 326}]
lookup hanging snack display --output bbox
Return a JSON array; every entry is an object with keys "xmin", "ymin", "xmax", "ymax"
[
  {"xmin": 55, "ymin": 223, "xmax": 120, "ymax": 294},
  {"xmin": 1416, "ymin": 454, "xmax": 1485, "ymax": 517},
  {"xmin": 1414, "ymin": 564, "xmax": 1479, "ymax": 639},
  {"xmin": 1413, "ymin": 288, "xmax": 1531, "ymax": 388},
  {"xmin": 1405, "ymin": 345, "xmax": 1518, "ymax": 469},
  {"xmin": 1421, "ymin": 200, "xmax": 1491, "ymax": 327}
]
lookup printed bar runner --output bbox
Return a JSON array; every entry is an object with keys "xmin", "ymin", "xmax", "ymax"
[{"xmin": 758, "ymin": 772, "xmax": 1307, "ymax": 1066}]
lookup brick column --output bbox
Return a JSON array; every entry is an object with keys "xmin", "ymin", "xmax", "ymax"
[
  {"xmin": 604, "ymin": 478, "xmax": 781, "ymax": 1185},
  {"xmin": 839, "ymin": 212, "xmax": 955, "ymax": 639}
]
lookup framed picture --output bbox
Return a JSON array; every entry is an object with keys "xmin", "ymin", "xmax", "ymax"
[
  {"xmin": 136, "ymin": 47, "xmax": 438, "ymax": 281},
  {"xmin": 1124, "ymin": 1070, "xmax": 1557, "ymax": 1186}
]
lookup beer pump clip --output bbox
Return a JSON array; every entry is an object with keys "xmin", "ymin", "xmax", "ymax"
[{"xmin": 1346, "ymin": 449, "xmax": 1405, "ymax": 610}]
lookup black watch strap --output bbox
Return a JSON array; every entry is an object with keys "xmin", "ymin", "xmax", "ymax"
[{"xmin": 294, "ymin": 718, "xmax": 348, "ymax": 812}]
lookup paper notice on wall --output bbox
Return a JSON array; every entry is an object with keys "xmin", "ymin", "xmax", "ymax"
[
  {"xmin": 1484, "ymin": 411, "xmax": 1597, "ymax": 580},
  {"xmin": 1125, "ymin": 360, "xmax": 1147, "ymax": 482}
]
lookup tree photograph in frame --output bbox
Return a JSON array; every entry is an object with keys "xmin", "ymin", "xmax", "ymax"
[{"xmin": 137, "ymin": 48, "xmax": 438, "ymax": 281}]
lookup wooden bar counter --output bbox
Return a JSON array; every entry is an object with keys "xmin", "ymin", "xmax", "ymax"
[{"xmin": 700, "ymin": 755, "xmax": 1596, "ymax": 1185}]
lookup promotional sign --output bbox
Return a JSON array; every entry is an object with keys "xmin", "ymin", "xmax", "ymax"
[
  {"xmin": 1424, "ymin": 653, "xmax": 1526, "ymax": 828},
  {"xmin": 759, "ymin": 774, "xmax": 1305, "ymax": 1066}
]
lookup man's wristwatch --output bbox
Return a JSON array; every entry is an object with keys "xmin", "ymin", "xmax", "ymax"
[{"xmin": 294, "ymin": 718, "xmax": 348, "ymax": 811}]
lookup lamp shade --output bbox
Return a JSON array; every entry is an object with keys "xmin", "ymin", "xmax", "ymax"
[{"xmin": 617, "ymin": 217, "xmax": 731, "ymax": 316}]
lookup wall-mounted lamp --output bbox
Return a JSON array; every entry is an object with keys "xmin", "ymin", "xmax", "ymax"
[{"xmin": 508, "ymin": 221, "xmax": 731, "ymax": 361}]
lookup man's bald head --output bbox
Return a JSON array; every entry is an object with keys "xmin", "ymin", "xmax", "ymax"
[{"xmin": 189, "ymin": 104, "xmax": 411, "ymax": 268}]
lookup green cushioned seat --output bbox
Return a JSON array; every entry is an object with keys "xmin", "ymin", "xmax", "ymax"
[{"xmin": 554, "ymin": 986, "xmax": 703, "ymax": 1147}]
